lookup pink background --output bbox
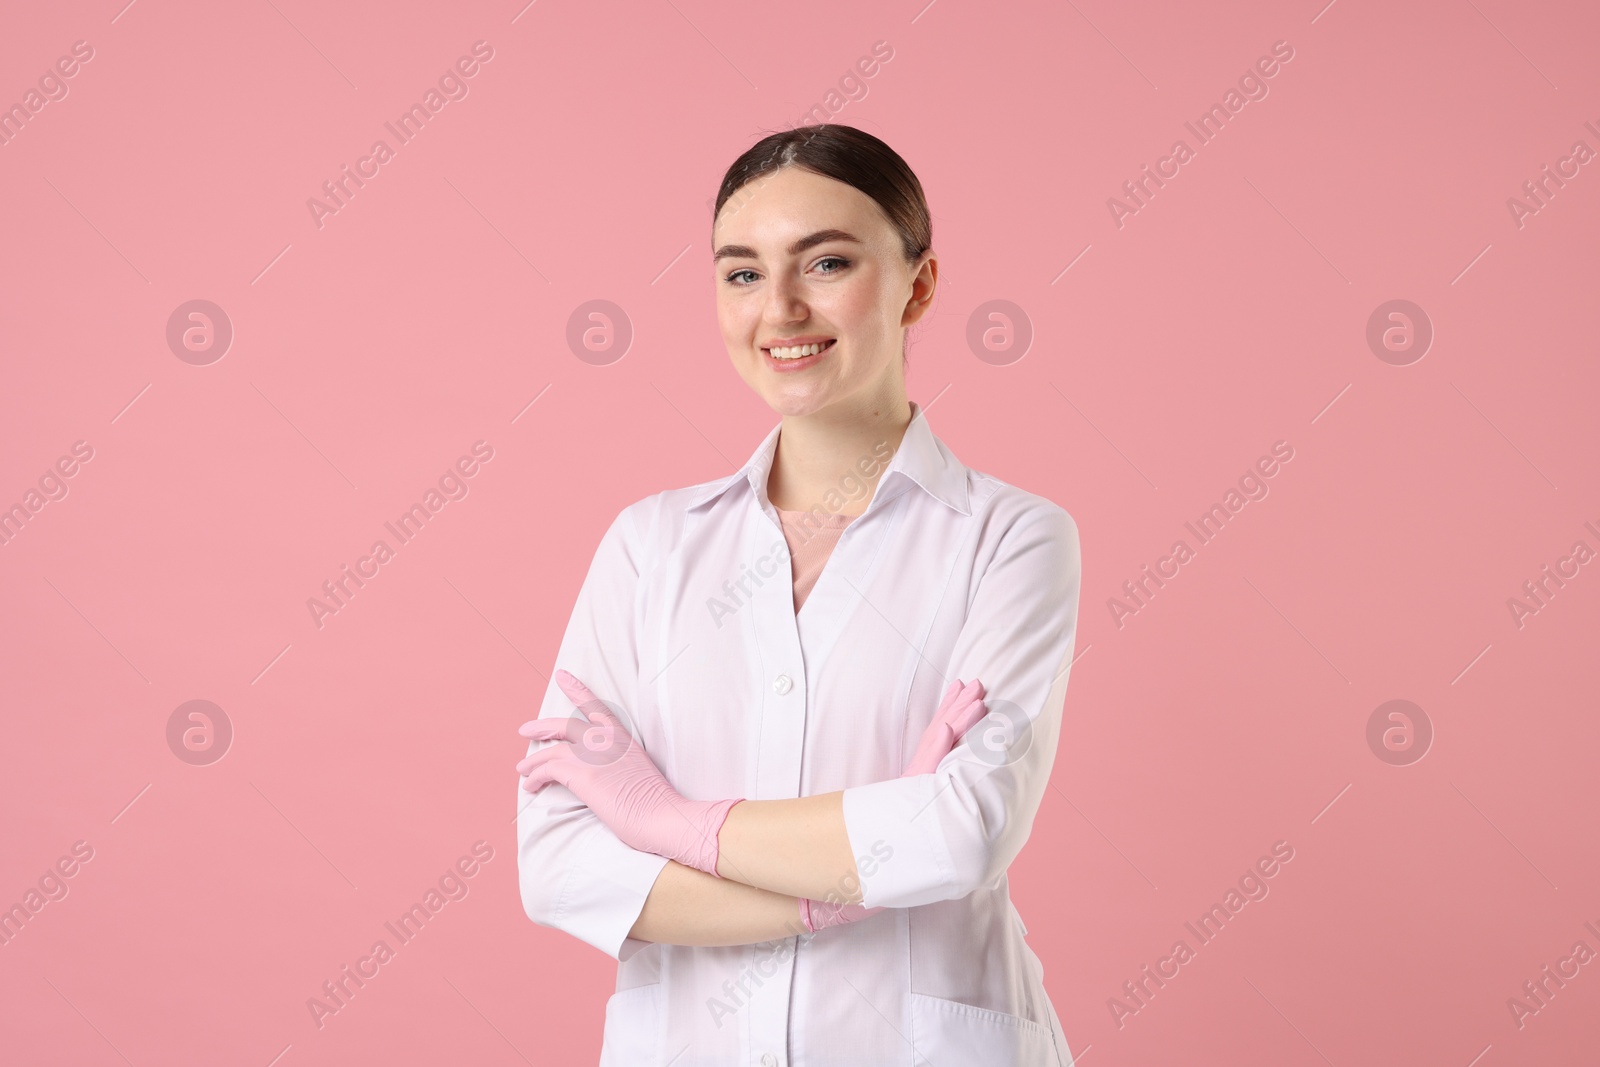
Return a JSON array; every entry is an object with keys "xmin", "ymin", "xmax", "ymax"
[{"xmin": 3, "ymin": 0, "xmax": 1597, "ymax": 1064}]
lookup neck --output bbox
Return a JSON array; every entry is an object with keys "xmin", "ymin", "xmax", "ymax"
[{"xmin": 767, "ymin": 394, "xmax": 914, "ymax": 516}]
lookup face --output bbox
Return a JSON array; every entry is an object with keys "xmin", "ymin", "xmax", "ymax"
[{"xmin": 712, "ymin": 166, "xmax": 936, "ymax": 419}]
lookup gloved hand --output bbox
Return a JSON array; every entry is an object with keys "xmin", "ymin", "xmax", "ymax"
[
  {"xmin": 902, "ymin": 678, "xmax": 989, "ymax": 777},
  {"xmin": 799, "ymin": 677, "xmax": 990, "ymax": 933},
  {"xmin": 799, "ymin": 897, "xmax": 881, "ymax": 933},
  {"xmin": 517, "ymin": 670, "xmax": 740, "ymax": 878}
]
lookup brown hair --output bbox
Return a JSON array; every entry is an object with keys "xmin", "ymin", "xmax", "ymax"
[
  {"xmin": 713, "ymin": 125, "xmax": 931, "ymax": 261},
  {"xmin": 713, "ymin": 125, "xmax": 932, "ymax": 361}
]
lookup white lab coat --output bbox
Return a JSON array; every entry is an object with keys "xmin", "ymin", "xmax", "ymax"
[{"xmin": 517, "ymin": 401, "xmax": 1081, "ymax": 1066}]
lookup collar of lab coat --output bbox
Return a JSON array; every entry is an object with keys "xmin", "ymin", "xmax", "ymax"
[{"xmin": 683, "ymin": 400, "xmax": 972, "ymax": 517}]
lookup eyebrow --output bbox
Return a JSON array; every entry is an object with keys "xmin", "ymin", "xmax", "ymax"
[{"xmin": 712, "ymin": 228, "xmax": 862, "ymax": 263}]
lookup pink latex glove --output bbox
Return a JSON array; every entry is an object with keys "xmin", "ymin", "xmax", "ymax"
[
  {"xmin": 517, "ymin": 670, "xmax": 740, "ymax": 878},
  {"xmin": 902, "ymin": 678, "xmax": 990, "ymax": 777},
  {"xmin": 800, "ymin": 678, "xmax": 990, "ymax": 933}
]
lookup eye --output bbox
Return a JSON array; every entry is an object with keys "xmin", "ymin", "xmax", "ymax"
[
  {"xmin": 814, "ymin": 255, "xmax": 850, "ymax": 274},
  {"xmin": 724, "ymin": 268, "xmax": 759, "ymax": 285}
]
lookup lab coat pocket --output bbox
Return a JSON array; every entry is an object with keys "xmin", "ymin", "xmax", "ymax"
[
  {"xmin": 598, "ymin": 982, "xmax": 662, "ymax": 1066},
  {"xmin": 908, "ymin": 991, "xmax": 1060, "ymax": 1067}
]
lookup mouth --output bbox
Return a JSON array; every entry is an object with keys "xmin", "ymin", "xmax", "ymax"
[{"xmin": 763, "ymin": 338, "xmax": 836, "ymax": 370}]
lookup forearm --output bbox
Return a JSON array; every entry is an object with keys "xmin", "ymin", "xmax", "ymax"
[
  {"xmin": 626, "ymin": 790, "xmax": 871, "ymax": 948},
  {"xmin": 712, "ymin": 790, "xmax": 863, "ymax": 903},
  {"xmin": 628, "ymin": 859, "xmax": 811, "ymax": 946}
]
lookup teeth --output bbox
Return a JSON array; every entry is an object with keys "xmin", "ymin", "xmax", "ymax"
[{"xmin": 768, "ymin": 341, "xmax": 832, "ymax": 360}]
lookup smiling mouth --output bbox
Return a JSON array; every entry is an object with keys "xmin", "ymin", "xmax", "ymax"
[{"xmin": 765, "ymin": 339, "xmax": 836, "ymax": 361}]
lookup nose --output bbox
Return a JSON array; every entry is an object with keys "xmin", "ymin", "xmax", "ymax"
[{"xmin": 761, "ymin": 271, "xmax": 808, "ymax": 327}]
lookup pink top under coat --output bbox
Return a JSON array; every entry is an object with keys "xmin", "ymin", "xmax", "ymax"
[{"xmin": 775, "ymin": 507, "xmax": 857, "ymax": 614}]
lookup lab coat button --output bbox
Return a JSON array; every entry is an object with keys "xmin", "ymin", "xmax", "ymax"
[
  {"xmin": 773, "ymin": 674, "xmax": 793, "ymax": 695},
  {"xmin": 761, "ymin": 1055, "xmax": 779, "ymax": 1067}
]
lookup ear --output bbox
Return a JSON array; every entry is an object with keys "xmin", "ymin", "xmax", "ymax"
[{"xmin": 901, "ymin": 250, "xmax": 938, "ymax": 329}]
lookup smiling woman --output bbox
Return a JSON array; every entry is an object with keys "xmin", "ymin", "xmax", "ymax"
[
  {"xmin": 712, "ymin": 127, "xmax": 933, "ymax": 383},
  {"xmin": 516, "ymin": 124, "xmax": 1083, "ymax": 1067}
]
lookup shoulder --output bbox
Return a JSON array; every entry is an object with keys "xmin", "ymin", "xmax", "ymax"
[
  {"xmin": 965, "ymin": 469, "xmax": 1079, "ymax": 549},
  {"xmin": 957, "ymin": 472, "xmax": 1081, "ymax": 614},
  {"xmin": 602, "ymin": 477, "xmax": 728, "ymax": 559}
]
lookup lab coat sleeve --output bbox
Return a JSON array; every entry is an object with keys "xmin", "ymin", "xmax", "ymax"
[
  {"xmin": 841, "ymin": 503, "xmax": 1081, "ymax": 908},
  {"xmin": 516, "ymin": 502, "xmax": 671, "ymax": 962}
]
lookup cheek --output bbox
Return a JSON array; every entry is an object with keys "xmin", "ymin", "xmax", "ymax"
[
  {"xmin": 714, "ymin": 292, "xmax": 750, "ymax": 338},
  {"xmin": 824, "ymin": 277, "xmax": 892, "ymax": 334}
]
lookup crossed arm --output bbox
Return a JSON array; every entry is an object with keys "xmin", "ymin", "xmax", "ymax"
[
  {"xmin": 628, "ymin": 793, "xmax": 857, "ymax": 947},
  {"xmin": 516, "ymin": 502, "xmax": 1081, "ymax": 957},
  {"xmin": 524, "ymin": 677, "xmax": 989, "ymax": 948}
]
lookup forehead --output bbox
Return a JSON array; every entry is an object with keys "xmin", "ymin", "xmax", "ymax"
[{"xmin": 713, "ymin": 167, "xmax": 887, "ymax": 248}]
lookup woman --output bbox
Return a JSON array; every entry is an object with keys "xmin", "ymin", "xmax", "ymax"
[{"xmin": 515, "ymin": 124, "xmax": 1082, "ymax": 1066}]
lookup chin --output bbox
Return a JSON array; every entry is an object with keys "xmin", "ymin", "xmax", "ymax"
[{"xmin": 764, "ymin": 391, "xmax": 831, "ymax": 418}]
